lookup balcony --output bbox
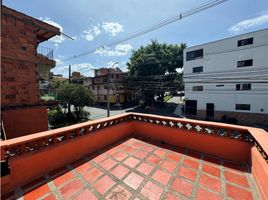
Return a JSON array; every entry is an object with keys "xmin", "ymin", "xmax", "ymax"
[
  {"xmin": 37, "ymin": 46, "xmax": 56, "ymax": 68},
  {"xmin": 1, "ymin": 113, "xmax": 267, "ymax": 199}
]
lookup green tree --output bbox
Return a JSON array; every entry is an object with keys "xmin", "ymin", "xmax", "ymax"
[
  {"xmin": 57, "ymin": 83, "xmax": 93, "ymax": 121},
  {"xmin": 127, "ymin": 40, "xmax": 186, "ymax": 104},
  {"xmin": 127, "ymin": 40, "xmax": 186, "ymax": 76}
]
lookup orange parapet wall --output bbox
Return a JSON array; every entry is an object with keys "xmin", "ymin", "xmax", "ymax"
[
  {"xmin": 1, "ymin": 113, "xmax": 267, "ymax": 199},
  {"xmin": 2, "ymin": 106, "xmax": 49, "ymax": 139}
]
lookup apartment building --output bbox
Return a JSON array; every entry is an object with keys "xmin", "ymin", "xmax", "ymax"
[
  {"xmin": 83, "ymin": 68, "xmax": 135, "ymax": 104},
  {"xmin": 183, "ymin": 28, "xmax": 268, "ymax": 126},
  {"xmin": 1, "ymin": 5, "xmax": 60, "ymax": 139}
]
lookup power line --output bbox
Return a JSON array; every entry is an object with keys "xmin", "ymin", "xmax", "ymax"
[{"xmin": 58, "ymin": 0, "xmax": 228, "ymax": 63}]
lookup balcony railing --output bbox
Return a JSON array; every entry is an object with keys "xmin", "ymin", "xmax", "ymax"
[
  {"xmin": 1, "ymin": 113, "xmax": 267, "ymax": 199},
  {"xmin": 37, "ymin": 45, "xmax": 54, "ymax": 60}
]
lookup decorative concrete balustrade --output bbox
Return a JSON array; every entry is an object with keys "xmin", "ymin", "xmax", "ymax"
[{"xmin": 1, "ymin": 113, "xmax": 267, "ymax": 199}]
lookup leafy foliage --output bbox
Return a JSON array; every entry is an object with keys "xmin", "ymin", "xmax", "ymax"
[
  {"xmin": 57, "ymin": 83, "xmax": 93, "ymax": 121},
  {"xmin": 127, "ymin": 40, "xmax": 186, "ymax": 76},
  {"xmin": 48, "ymin": 108, "xmax": 66, "ymax": 128},
  {"xmin": 127, "ymin": 40, "xmax": 186, "ymax": 105}
]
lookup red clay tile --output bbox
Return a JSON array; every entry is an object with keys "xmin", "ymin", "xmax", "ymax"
[
  {"xmin": 226, "ymin": 184, "xmax": 253, "ymax": 200},
  {"xmin": 166, "ymin": 193, "xmax": 182, "ymax": 200},
  {"xmin": 53, "ymin": 171, "xmax": 74, "ymax": 187},
  {"xmin": 124, "ymin": 146, "xmax": 136, "ymax": 154},
  {"xmin": 196, "ymin": 187, "xmax": 221, "ymax": 200},
  {"xmin": 117, "ymin": 143, "xmax": 128, "ymax": 150},
  {"xmin": 113, "ymin": 151, "xmax": 128, "ymax": 161},
  {"xmin": 153, "ymin": 148, "xmax": 167, "ymax": 157},
  {"xmin": 146, "ymin": 155, "xmax": 161, "ymax": 165},
  {"xmin": 160, "ymin": 160, "xmax": 177, "ymax": 173},
  {"xmin": 143, "ymin": 145, "xmax": 154, "ymax": 152},
  {"xmin": 167, "ymin": 153, "xmax": 181, "ymax": 162},
  {"xmin": 132, "ymin": 141, "xmax": 145, "ymax": 148},
  {"xmin": 83, "ymin": 168, "xmax": 103, "ymax": 184},
  {"xmin": 202, "ymin": 164, "xmax": 221, "ymax": 177},
  {"xmin": 43, "ymin": 194, "xmax": 57, "ymax": 200},
  {"xmin": 224, "ymin": 171, "xmax": 249, "ymax": 187},
  {"xmin": 94, "ymin": 175, "xmax": 115, "ymax": 195},
  {"xmin": 111, "ymin": 165, "xmax": 130, "ymax": 179},
  {"xmin": 107, "ymin": 185, "xmax": 132, "ymax": 200},
  {"xmin": 136, "ymin": 162, "xmax": 154, "ymax": 175},
  {"xmin": 106, "ymin": 148, "xmax": 118, "ymax": 155},
  {"xmin": 134, "ymin": 150, "xmax": 147, "ymax": 159},
  {"xmin": 92, "ymin": 154, "xmax": 107, "ymax": 164},
  {"xmin": 183, "ymin": 158, "xmax": 199, "ymax": 170},
  {"xmin": 73, "ymin": 189, "xmax": 97, "ymax": 200},
  {"xmin": 178, "ymin": 166, "xmax": 197, "ymax": 181},
  {"xmin": 199, "ymin": 174, "xmax": 221, "ymax": 192},
  {"xmin": 203, "ymin": 155, "xmax": 221, "ymax": 166},
  {"xmin": 123, "ymin": 157, "xmax": 140, "ymax": 168},
  {"xmin": 172, "ymin": 178, "xmax": 194, "ymax": 197},
  {"xmin": 60, "ymin": 179, "xmax": 84, "ymax": 199},
  {"xmin": 152, "ymin": 169, "xmax": 172, "ymax": 185},
  {"xmin": 75, "ymin": 162, "xmax": 92, "ymax": 174},
  {"xmin": 101, "ymin": 158, "xmax": 117, "ymax": 170},
  {"xmin": 140, "ymin": 181, "xmax": 163, "ymax": 200},
  {"xmin": 123, "ymin": 172, "xmax": 144, "ymax": 190},
  {"xmin": 24, "ymin": 184, "xmax": 50, "ymax": 200}
]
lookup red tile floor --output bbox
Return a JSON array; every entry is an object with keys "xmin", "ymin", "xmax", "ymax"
[{"xmin": 2, "ymin": 137, "xmax": 260, "ymax": 200}]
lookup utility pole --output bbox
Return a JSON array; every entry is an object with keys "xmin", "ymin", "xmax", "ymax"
[
  {"xmin": 106, "ymin": 62, "xmax": 118, "ymax": 117},
  {"xmin": 68, "ymin": 65, "xmax": 71, "ymax": 116},
  {"xmin": 107, "ymin": 68, "xmax": 111, "ymax": 117}
]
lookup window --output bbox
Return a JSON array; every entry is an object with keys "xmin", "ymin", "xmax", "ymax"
[
  {"xmin": 192, "ymin": 66, "xmax": 203, "ymax": 73},
  {"xmin": 92, "ymin": 86, "xmax": 95, "ymax": 90},
  {"xmin": 236, "ymin": 84, "xmax": 251, "ymax": 91},
  {"xmin": 235, "ymin": 104, "xmax": 250, "ymax": 111},
  {"xmin": 216, "ymin": 84, "xmax": 224, "ymax": 87},
  {"xmin": 238, "ymin": 37, "xmax": 253, "ymax": 47},
  {"xmin": 237, "ymin": 59, "xmax": 253, "ymax": 67},
  {"xmin": 97, "ymin": 86, "xmax": 100, "ymax": 90},
  {"xmin": 186, "ymin": 49, "xmax": 203, "ymax": 61},
  {"xmin": 104, "ymin": 95, "xmax": 107, "ymax": 100},
  {"xmin": 116, "ymin": 74, "xmax": 119, "ymax": 79},
  {"xmin": 193, "ymin": 86, "xmax": 203, "ymax": 91}
]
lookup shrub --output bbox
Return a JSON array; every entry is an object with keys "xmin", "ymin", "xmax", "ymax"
[{"xmin": 48, "ymin": 108, "xmax": 66, "ymax": 128}]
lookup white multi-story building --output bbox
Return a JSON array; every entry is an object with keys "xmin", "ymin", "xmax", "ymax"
[{"xmin": 183, "ymin": 28, "xmax": 268, "ymax": 126}]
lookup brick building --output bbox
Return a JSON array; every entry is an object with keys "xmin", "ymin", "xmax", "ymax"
[
  {"xmin": 84, "ymin": 68, "xmax": 136, "ymax": 104},
  {"xmin": 1, "ymin": 5, "xmax": 60, "ymax": 139}
]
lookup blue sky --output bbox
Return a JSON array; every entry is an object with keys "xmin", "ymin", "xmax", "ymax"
[{"xmin": 4, "ymin": 0, "xmax": 268, "ymax": 77}]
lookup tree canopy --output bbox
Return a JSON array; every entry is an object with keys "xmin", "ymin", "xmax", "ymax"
[
  {"xmin": 57, "ymin": 83, "xmax": 93, "ymax": 120},
  {"xmin": 126, "ymin": 40, "xmax": 186, "ymax": 105},
  {"xmin": 127, "ymin": 40, "xmax": 186, "ymax": 76}
]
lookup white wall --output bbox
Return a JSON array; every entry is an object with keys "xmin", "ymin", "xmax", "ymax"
[{"xmin": 183, "ymin": 29, "xmax": 268, "ymax": 114}]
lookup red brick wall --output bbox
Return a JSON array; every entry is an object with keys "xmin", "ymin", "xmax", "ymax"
[
  {"xmin": 2, "ymin": 107, "xmax": 48, "ymax": 139},
  {"xmin": 1, "ymin": 8, "xmax": 39, "ymax": 107}
]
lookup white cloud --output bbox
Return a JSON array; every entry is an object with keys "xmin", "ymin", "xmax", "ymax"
[
  {"xmin": 107, "ymin": 61, "xmax": 119, "ymax": 68},
  {"xmin": 102, "ymin": 22, "xmax": 123, "ymax": 36},
  {"xmin": 228, "ymin": 12, "xmax": 268, "ymax": 33},
  {"xmin": 39, "ymin": 17, "xmax": 65, "ymax": 46},
  {"xmin": 54, "ymin": 58, "xmax": 63, "ymax": 65},
  {"xmin": 95, "ymin": 44, "xmax": 133, "ymax": 56},
  {"xmin": 82, "ymin": 22, "xmax": 123, "ymax": 41},
  {"xmin": 82, "ymin": 25, "xmax": 101, "ymax": 41}
]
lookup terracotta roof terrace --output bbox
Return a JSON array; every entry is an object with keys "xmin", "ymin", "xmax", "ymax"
[{"xmin": 1, "ymin": 113, "xmax": 268, "ymax": 199}]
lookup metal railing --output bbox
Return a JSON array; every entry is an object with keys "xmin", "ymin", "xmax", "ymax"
[{"xmin": 37, "ymin": 46, "xmax": 54, "ymax": 60}]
